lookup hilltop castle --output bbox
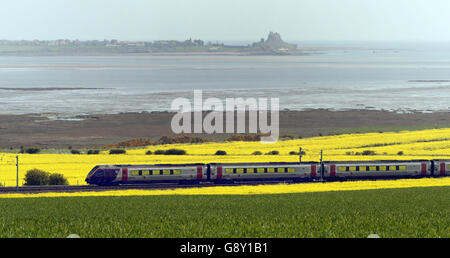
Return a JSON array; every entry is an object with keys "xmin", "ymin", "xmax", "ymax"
[{"xmin": 251, "ymin": 32, "xmax": 298, "ymax": 53}]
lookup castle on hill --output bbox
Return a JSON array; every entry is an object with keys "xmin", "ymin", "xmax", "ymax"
[{"xmin": 251, "ymin": 32, "xmax": 298, "ymax": 53}]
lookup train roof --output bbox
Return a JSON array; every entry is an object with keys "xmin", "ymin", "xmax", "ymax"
[
  {"xmin": 100, "ymin": 163, "xmax": 206, "ymax": 168},
  {"xmin": 92, "ymin": 159, "xmax": 448, "ymax": 168},
  {"xmin": 322, "ymin": 160, "xmax": 431, "ymax": 164},
  {"xmin": 209, "ymin": 162, "xmax": 318, "ymax": 165}
]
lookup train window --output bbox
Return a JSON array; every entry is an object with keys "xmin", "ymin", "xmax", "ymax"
[
  {"xmin": 338, "ymin": 167, "xmax": 346, "ymax": 172},
  {"xmin": 349, "ymin": 167, "xmax": 356, "ymax": 171},
  {"xmin": 88, "ymin": 166, "xmax": 100, "ymax": 177},
  {"xmin": 359, "ymin": 166, "xmax": 366, "ymax": 171},
  {"xmin": 288, "ymin": 168, "xmax": 295, "ymax": 173},
  {"xmin": 163, "ymin": 170, "xmax": 171, "ymax": 175},
  {"xmin": 267, "ymin": 168, "xmax": 275, "ymax": 173},
  {"xmin": 173, "ymin": 170, "xmax": 181, "ymax": 175},
  {"xmin": 399, "ymin": 165, "xmax": 407, "ymax": 170},
  {"xmin": 369, "ymin": 166, "xmax": 376, "ymax": 171},
  {"xmin": 447, "ymin": 164, "xmax": 450, "ymax": 170},
  {"xmin": 380, "ymin": 166, "xmax": 386, "ymax": 171},
  {"xmin": 257, "ymin": 168, "xmax": 265, "ymax": 173},
  {"xmin": 142, "ymin": 170, "xmax": 149, "ymax": 176},
  {"xmin": 247, "ymin": 168, "xmax": 255, "ymax": 173},
  {"xmin": 225, "ymin": 168, "xmax": 233, "ymax": 174},
  {"xmin": 389, "ymin": 166, "xmax": 396, "ymax": 171},
  {"xmin": 131, "ymin": 171, "xmax": 139, "ymax": 176},
  {"xmin": 281, "ymin": 168, "xmax": 287, "ymax": 173},
  {"xmin": 236, "ymin": 168, "xmax": 244, "ymax": 174}
]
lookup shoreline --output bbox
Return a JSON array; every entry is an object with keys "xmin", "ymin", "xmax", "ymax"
[
  {"xmin": 0, "ymin": 50, "xmax": 311, "ymax": 57},
  {"xmin": 1, "ymin": 107, "xmax": 447, "ymax": 118},
  {"xmin": 0, "ymin": 109, "xmax": 449, "ymax": 149}
]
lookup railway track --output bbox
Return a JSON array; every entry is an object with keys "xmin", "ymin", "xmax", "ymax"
[
  {"xmin": 0, "ymin": 181, "xmax": 299, "ymax": 194},
  {"xmin": 1, "ymin": 176, "xmax": 440, "ymax": 194}
]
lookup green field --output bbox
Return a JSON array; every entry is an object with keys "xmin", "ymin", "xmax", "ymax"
[{"xmin": 0, "ymin": 187, "xmax": 449, "ymax": 238}]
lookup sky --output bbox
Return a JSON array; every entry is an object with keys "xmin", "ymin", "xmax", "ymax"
[{"xmin": 1, "ymin": 0, "xmax": 450, "ymax": 41}]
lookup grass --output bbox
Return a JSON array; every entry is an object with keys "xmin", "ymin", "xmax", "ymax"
[{"xmin": 0, "ymin": 186, "xmax": 448, "ymax": 238}]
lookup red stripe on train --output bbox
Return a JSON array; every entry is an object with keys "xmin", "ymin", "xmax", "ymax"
[
  {"xmin": 122, "ymin": 168, "xmax": 128, "ymax": 182},
  {"xmin": 440, "ymin": 162, "xmax": 446, "ymax": 175},
  {"xmin": 330, "ymin": 165, "xmax": 336, "ymax": 177},
  {"xmin": 197, "ymin": 166, "xmax": 203, "ymax": 179},
  {"xmin": 421, "ymin": 163, "xmax": 427, "ymax": 176},
  {"xmin": 311, "ymin": 164, "xmax": 317, "ymax": 177}
]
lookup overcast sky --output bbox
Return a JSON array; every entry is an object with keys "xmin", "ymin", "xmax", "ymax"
[{"xmin": 1, "ymin": 0, "xmax": 449, "ymax": 41}]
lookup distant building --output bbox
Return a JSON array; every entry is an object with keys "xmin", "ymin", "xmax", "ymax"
[{"xmin": 251, "ymin": 32, "xmax": 297, "ymax": 53}]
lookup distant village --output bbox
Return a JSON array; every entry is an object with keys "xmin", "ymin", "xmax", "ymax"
[
  {"xmin": 0, "ymin": 38, "xmax": 215, "ymax": 48},
  {"xmin": 0, "ymin": 32, "xmax": 299, "ymax": 55}
]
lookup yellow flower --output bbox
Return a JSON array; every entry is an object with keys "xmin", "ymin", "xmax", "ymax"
[{"xmin": 1, "ymin": 128, "xmax": 450, "ymax": 187}]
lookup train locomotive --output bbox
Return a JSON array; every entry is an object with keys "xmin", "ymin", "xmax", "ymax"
[{"xmin": 85, "ymin": 159, "xmax": 450, "ymax": 186}]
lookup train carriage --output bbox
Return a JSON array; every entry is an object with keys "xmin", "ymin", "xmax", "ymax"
[
  {"xmin": 322, "ymin": 160, "xmax": 432, "ymax": 179},
  {"xmin": 433, "ymin": 160, "xmax": 450, "ymax": 176},
  {"xmin": 86, "ymin": 164, "xmax": 208, "ymax": 185},
  {"xmin": 209, "ymin": 162, "xmax": 320, "ymax": 182}
]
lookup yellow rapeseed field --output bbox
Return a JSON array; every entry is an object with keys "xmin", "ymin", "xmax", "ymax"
[
  {"xmin": 1, "ymin": 128, "xmax": 450, "ymax": 187},
  {"xmin": 1, "ymin": 177, "xmax": 449, "ymax": 198}
]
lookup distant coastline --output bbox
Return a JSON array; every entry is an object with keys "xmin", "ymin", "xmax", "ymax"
[
  {"xmin": 0, "ymin": 87, "xmax": 109, "ymax": 91},
  {"xmin": 0, "ymin": 32, "xmax": 306, "ymax": 56}
]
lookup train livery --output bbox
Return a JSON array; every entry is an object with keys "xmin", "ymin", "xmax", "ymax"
[{"xmin": 85, "ymin": 159, "xmax": 450, "ymax": 185}]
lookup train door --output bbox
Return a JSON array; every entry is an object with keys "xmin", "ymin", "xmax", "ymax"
[{"xmin": 207, "ymin": 164, "xmax": 211, "ymax": 180}]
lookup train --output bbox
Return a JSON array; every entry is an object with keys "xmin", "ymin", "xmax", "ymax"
[{"xmin": 85, "ymin": 159, "xmax": 450, "ymax": 185}]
